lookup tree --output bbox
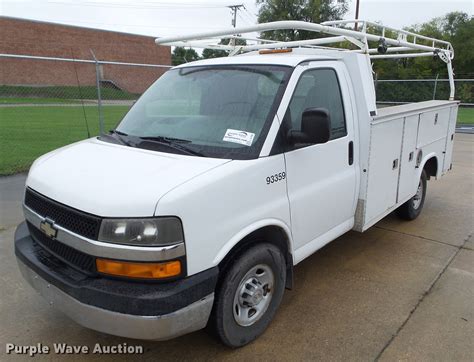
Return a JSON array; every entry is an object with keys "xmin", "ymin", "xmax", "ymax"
[
  {"xmin": 202, "ymin": 47, "xmax": 228, "ymax": 60},
  {"xmin": 373, "ymin": 12, "xmax": 473, "ymax": 103},
  {"xmin": 171, "ymin": 47, "xmax": 200, "ymax": 66},
  {"xmin": 202, "ymin": 38, "xmax": 248, "ymax": 59},
  {"xmin": 256, "ymin": 0, "xmax": 349, "ymax": 41},
  {"xmin": 373, "ymin": 12, "xmax": 473, "ymax": 80},
  {"xmin": 444, "ymin": 11, "xmax": 470, "ymax": 38},
  {"xmin": 446, "ymin": 13, "xmax": 473, "ymax": 77}
]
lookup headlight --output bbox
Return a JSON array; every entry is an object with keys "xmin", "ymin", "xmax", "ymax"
[{"xmin": 98, "ymin": 217, "xmax": 183, "ymax": 246}]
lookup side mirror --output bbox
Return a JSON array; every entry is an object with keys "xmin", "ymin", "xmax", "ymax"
[{"xmin": 287, "ymin": 108, "xmax": 331, "ymax": 145}]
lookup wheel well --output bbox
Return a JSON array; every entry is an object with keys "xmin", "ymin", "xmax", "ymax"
[
  {"xmin": 217, "ymin": 226, "xmax": 294, "ymax": 289},
  {"xmin": 423, "ymin": 157, "xmax": 438, "ymax": 179}
]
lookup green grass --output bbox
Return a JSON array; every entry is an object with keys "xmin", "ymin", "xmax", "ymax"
[
  {"xmin": 0, "ymin": 105, "xmax": 129, "ymax": 175},
  {"xmin": 457, "ymin": 107, "xmax": 474, "ymax": 125}
]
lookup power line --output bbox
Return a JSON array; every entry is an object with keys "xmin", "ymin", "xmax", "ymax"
[
  {"xmin": 50, "ymin": 1, "xmax": 230, "ymax": 10},
  {"xmin": 243, "ymin": 7, "xmax": 257, "ymax": 22},
  {"xmin": 237, "ymin": 13, "xmax": 252, "ymax": 26},
  {"xmin": 15, "ymin": 17, "xmax": 228, "ymax": 30},
  {"xmin": 242, "ymin": 12, "xmax": 256, "ymax": 24}
]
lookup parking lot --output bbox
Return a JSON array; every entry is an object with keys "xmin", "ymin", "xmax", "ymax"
[{"xmin": 0, "ymin": 133, "xmax": 472, "ymax": 361}]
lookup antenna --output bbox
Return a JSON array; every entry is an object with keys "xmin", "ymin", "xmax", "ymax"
[{"xmin": 70, "ymin": 49, "xmax": 91, "ymax": 138}]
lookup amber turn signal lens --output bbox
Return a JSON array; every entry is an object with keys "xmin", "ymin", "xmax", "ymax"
[{"xmin": 96, "ymin": 259, "xmax": 181, "ymax": 279}]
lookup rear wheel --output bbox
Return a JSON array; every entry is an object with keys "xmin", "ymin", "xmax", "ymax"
[
  {"xmin": 209, "ymin": 243, "xmax": 286, "ymax": 347},
  {"xmin": 397, "ymin": 170, "xmax": 427, "ymax": 220}
]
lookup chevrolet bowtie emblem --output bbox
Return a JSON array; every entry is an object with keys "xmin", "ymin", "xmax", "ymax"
[{"xmin": 40, "ymin": 218, "xmax": 58, "ymax": 239}]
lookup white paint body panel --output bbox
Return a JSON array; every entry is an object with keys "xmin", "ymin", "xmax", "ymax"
[
  {"xmin": 354, "ymin": 101, "xmax": 458, "ymax": 231},
  {"xmin": 154, "ymin": 155, "xmax": 291, "ymax": 275},
  {"xmin": 364, "ymin": 118, "xmax": 404, "ymax": 223},
  {"xmin": 398, "ymin": 115, "xmax": 419, "ymax": 202},
  {"xmin": 27, "ymin": 138, "xmax": 229, "ymax": 217},
  {"xmin": 443, "ymin": 106, "xmax": 458, "ymax": 173},
  {"xmin": 283, "ymin": 62, "xmax": 358, "ymax": 262},
  {"xmin": 25, "ymin": 50, "xmax": 459, "ymax": 277}
]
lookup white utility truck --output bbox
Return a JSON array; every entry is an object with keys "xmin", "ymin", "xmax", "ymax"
[{"xmin": 15, "ymin": 21, "xmax": 459, "ymax": 347}]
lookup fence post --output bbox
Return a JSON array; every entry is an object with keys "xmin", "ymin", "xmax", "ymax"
[
  {"xmin": 432, "ymin": 73, "xmax": 439, "ymax": 100},
  {"xmin": 90, "ymin": 49, "xmax": 104, "ymax": 136}
]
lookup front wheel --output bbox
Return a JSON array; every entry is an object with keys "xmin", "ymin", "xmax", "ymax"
[
  {"xmin": 209, "ymin": 243, "xmax": 286, "ymax": 347},
  {"xmin": 397, "ymin": 170, "xmax": 427, "ymax": 220}
]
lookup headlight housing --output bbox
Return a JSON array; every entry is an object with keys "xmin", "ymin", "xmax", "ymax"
[{"xmin": 98, "ymin": 217, "xmax": 184, "ymax": 246}]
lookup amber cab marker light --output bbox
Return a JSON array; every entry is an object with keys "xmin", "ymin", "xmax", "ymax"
[
  {"xmin": 259, "ymin": 48, "xmax": 293, "ymax": 55},
  {"xmin": 96, "ymin": 259, "xmax": 181, "ymax": 279}
]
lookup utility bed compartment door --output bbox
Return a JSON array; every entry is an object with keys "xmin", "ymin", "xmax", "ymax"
[
  {"xmin": 417, "ymin": 108, "xmax": 451, "ymax": 147},
  {"xmin": 355, "ymin": 101, "xmax": 459, "ymax": 232},
  {"xmin": 443, "ymin": 106, "xmax": 458, "ymax": 173},
  {"xmin": 365, "ymin": 118, "xmax": 404, "ymax": 223},
  {"xmin": 397, "ymin": 115, "xmax": 419, "ymax": 202}
]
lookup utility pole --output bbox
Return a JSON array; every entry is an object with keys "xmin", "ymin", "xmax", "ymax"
[
  {"xmin": 354, "ymin": 0, "xmax": 361, "ymax": 31},
  {"xmin": 228, "ymin": 4, "xmax": 244, "ymax": 28},
  {"xmin": 228, "ymin": 4, "xmax": 244, "ymax": 46}
]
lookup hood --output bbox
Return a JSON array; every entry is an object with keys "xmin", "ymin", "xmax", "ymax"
[{"xmin": 26, "ymin": 138, "xmax": 229, "ymax": 217}]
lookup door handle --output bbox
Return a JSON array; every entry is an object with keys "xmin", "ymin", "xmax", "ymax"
[
  {"xmin": 348, "ymin": 141, "xmax": 354, "ymax": 165},
  {"xmin": 392, "ymin": 159, "xmax": 399, "ymax": 170}
]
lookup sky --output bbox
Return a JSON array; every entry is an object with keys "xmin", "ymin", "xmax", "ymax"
[{"xmin": 0, "ymin": 0, "xmax": 472, "ymax": 39}]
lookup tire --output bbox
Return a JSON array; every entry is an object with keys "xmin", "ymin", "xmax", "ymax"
[
  {"xmin": 209, "ymin": 243, "xmax": 286, "ymax": 348},
  {"xmin": 397, "ymin": 170, "xmax": 427, "ymax": 220}
]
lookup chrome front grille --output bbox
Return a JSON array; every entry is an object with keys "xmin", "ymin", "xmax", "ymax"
[
  {"xmin": 27, "ymin": 221, "xmax": 96, "ymax": 274},
  {"xmin": 24, "ymin": 188, "xmax": 101, "ymax": 240}
]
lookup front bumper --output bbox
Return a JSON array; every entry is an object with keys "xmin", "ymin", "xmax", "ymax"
[{"xmin": 14, "ymin": 222, "xmax": 218, "ymax": 340}]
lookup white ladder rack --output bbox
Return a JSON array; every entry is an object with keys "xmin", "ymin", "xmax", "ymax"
[{"xmin": 155, "ymin": 20, "xmax": 456, "ymax": 100}]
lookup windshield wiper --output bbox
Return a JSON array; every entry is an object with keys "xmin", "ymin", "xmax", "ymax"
[
  {"xmin": 140, "ymin": 135, "xmax": 191, "ymax": 143},
  {"xmin": 109, "ymin": 130, "xmax": 134, "ymax": 147},
  {"xmin": 138, "ymin": 136, "xmax": 204, "ymax": 156}
]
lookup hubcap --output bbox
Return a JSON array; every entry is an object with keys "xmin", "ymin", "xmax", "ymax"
[
  {"xmin": 412, "ymin": 179, "xmax": 423, "ymax": 209},
  {"xmin": 233, "ymin": 264, "xmax": 274, "ymax": 327}
]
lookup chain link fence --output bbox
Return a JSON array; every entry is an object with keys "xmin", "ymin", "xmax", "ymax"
[
  {"xmin": 0, "ymin": 53, "xmax": 171, "ymax": 175},
  {"xmin": 1, "ymin": 53, "xmax": 472, "ymax": 176},
  {"xmin": 375, "ymin": 77, "xmax": 474, "ymax": 128},
  {"xmin": 375, "ymin": 78, "xmax": 474, "ymax": 105}
]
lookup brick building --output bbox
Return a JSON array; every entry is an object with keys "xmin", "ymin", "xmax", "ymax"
[{"xmin": 0, "ymin": 17, "xmax": 171, "ymax": 94}]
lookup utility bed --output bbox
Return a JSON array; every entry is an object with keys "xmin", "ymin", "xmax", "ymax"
[
  {"xmin": 156, "ymin": 19, "xmax": 459, "ymax": 238},
  {"xmin": 355, "ymin": 100, "xmax": 459, "ymax": 231}
]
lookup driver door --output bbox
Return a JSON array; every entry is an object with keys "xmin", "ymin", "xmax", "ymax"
[{"xmin": 282, "ymin": 63, "xmax": 357, "ymax": 262}]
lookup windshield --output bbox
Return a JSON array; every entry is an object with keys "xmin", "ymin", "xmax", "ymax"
[{"xmin": 115, "ymin": 65, "xmax": 292, "ymax": 159}]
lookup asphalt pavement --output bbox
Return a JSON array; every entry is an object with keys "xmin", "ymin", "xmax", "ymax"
[
  {"xmin": 0, "ymin": 134, "xmax": 472, "ymax": 361},
  {"xmin": 0, "ymin": 173, "xmax": 26, "ymax": 230}
]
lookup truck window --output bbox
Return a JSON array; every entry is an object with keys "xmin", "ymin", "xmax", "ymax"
[
  {"xmin": 284, "ymin": 68, "xmax": 347, "ymax": 147},
  {"xmin": 115, "ymin": 65, "xmax": 292, "ymax": 160}
]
